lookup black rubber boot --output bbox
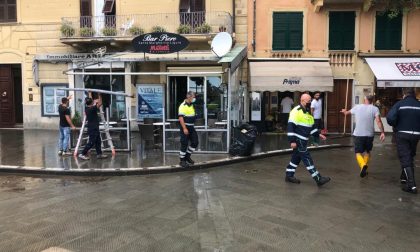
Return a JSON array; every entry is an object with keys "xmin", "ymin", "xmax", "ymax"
[
  {"xmin": 285, "ymin": 176, "xmax": 301, "ymax": 184},
  {"xmin": 185, "ymin": 154, "xmax": 195, "ymax": 165},
  {"xmin": 400, "ymin": 169, "xmax": 407, "ymax": 184},
  {"xmin": 180, "ymin": 159, "xmax": 189, "ymax": 168},
  {"xmin": 314, "ymin": 175, "xmax": 331, "ymax": 187},
  {"xmin": 402, "ymin": 167, "xmax": 417, "ymax": 194}
]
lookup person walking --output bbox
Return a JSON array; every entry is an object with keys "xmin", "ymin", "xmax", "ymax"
[
  {"xmin": 311, "ymin": 91, "xmax": 322, "ymax": 145},
  {"xmin": 285, "ymin": 93, "xmax": 331, "ymax": 186},
  {"xmin": 78, "ymin": 93, "xmax": 108, "ymax": 160},
  {"xmin": 58, "ymin": 95, "xmax": 76, "ymax": 156},
  {"xmin": 386, "ymin": 88, "xmax": 420, "ymax": 194},
  {"xmin": 178, "ymin": 91, "xmax": 199, "ymax": 168},
  {"xmin": 341, "ymin": 95, "xmax": 385, "ymax": 178}
]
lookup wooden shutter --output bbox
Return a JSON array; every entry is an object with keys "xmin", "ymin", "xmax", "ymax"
[
  {"xmin": 0, "ymin": 0, "xmax": 17, "ymax": 23},
  {"xmin": 191, "ymin": 0, "xmax": 205, "ymax": 12},
  {"xmin": 80, "ymin": 0, "xmax": 91, "ymax": 16},
  {"xmin": 375, "ymin": 12, "xmax": 402, "ymax": 50},
  {"xmin": 103, "ymin": 0, "xmax": 115, "ymax": 14},
  {"xmin": 329, "ymin": 12, "xmax": 355, "ymax": 50},
  {"xmin": 273, "ymin": 12, "xmax": 303, "ymax": 50}
]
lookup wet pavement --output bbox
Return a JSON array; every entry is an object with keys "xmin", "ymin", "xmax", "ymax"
[
  {"xmin": 0, "ymin": 138, "xmax": 418, "ymax": 251},
  {"xmin": 0, "ymin": 129, "xmax": 347, "ymax": 171}
]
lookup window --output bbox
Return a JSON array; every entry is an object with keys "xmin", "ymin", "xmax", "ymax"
[
  {"xmin": 0, "ymin": 0, "xmax": 17, "ymax": 23},
  {"xmin": 329, "ymin": 11, "xmax": 355, "ymax": 50},
  {"xmin": 272, "ymin": 12, "xmax": 303, "ymax": 51},
  {"xmin": 41, "ymin": 84, "xmax": 68, "ymax": 117},
  {"xmin": 102, "ymin": 0, "xmax": 115, "ymax": 14},
  {"xmin": 375, "ymin": 12, "xmax": 402, "ymax": 50}
]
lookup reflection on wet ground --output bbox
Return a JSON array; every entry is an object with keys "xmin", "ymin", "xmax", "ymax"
[
  {"xmin": 0, "ymin": 129, "xmax": 350, "ymax": 169},
  {"xmin": 0, "ymin": 139, "xmax": 418, "ymax": 251}
]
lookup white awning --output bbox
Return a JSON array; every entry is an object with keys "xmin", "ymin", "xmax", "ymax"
[
  {"xmin": 249, "ymin": 60, "xmax": 334, "ymax": 92},
  {"xmin": 365, "ymin": 58, "xmax": 420, "ymax": 88}
]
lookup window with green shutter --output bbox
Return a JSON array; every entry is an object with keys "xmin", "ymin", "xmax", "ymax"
[
  {"xmin": 272, "ymin": 12, "xmax": 303, "ymax": 51},
  {"xmin": 329, "ymin": 11, "xmax": 355, "ymax": 50},
  {"xmin": 375, "ymin": 12, "xmax": 402, "ymax": 50}
]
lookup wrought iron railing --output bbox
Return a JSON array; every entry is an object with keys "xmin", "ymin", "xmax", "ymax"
[{"xmin": 60, "ymin": 11, "xmax": 233, "ymax": 38}]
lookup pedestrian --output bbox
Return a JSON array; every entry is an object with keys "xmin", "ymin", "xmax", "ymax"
[
  {"xmin": 341, "ymin": 95, "xmax": 385, "ymax": 178},
  {"xmin": 58, "ymin": 95, "xmax": 76, "ymax": 156},
  {"xmin": 285, "ymin": 93, "xmax": 331, "ymax": 186},
  {"xmin": 311, "ymin": 91, "xmax": 322, "ymax": 145},
  {"xmin": 178, "ymin": 91, "xmax": 199, "ymax": 168},
  {"xmin": 386, "ymin": 88, "xmax": 420, "ymax": 194},
  {"xmin": 78, "ymin": 93, "xmax": 108, "ymax": 160},
  {"xmin": 280, "ymin": 95, "xmax": 294, "ymax": 129}
]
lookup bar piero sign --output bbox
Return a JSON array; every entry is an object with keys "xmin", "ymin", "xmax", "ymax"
[{"xmin": 132, "ymin": 32, "xmax": 189, "ymax": 54}]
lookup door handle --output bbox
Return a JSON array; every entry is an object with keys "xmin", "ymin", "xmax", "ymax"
[{"xmin": 1, "ymin": 91, "xmax": 6, "ymax": 97}]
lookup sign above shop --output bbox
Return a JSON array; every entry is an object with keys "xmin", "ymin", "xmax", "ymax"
[
  {"xmin": 395, "ymin": 62, "xmax": 420, "ymax": 76},
  {"xmin": 132, "ymin": 32, "xmax": 189, "ymax": 54}
]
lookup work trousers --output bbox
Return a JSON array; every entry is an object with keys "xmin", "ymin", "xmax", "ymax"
[
  {"xmin": 82, "ymin": 128, "xmax": 102, "ymax": 155},
  {"xmin": 396, "ymin": 132, "xmax": 419, "ymax": 169},
  {"xmin": 179, "ymin": 126, "xmax": 199, "ymax": 159},
  {"xmin": 286, "ymin": 139, "xmax": 319, "ymax": 178}
]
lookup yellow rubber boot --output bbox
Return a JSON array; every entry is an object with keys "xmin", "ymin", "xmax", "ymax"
[
  {"xmin": 363, "ymin": 153, "xmax": 370, "ymax": 166},
  {"xmin": 356, "ymin": 154, "xmax": 366, "ymax": 170}
]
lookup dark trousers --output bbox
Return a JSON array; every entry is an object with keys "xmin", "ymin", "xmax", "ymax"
[
  {"xmin": 179, "ymin": 126, "xmax": 199, "ymax": 159},
  {"xmin": 82, "ymin": 129, "xmax": 102, "ymax": 155},
  {"xmin": 286, "ymin": 139, "xmax": 320, "ymax": 178},
  {"xmin": 313, "ymin": 119, "xmax": 322, "ymax": 144},
  {"xmin": 396, "ymin": 132, "xmax": 419, "ymax": 169}
]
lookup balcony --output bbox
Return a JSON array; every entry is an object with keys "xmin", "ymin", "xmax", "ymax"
[{"xmin": 60, "ymin": 11, "xmax": 233, "ymax": 45}]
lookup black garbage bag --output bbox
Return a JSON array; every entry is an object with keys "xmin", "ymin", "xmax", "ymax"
[{"xmin": 229, "ymin": 123, "xmax": 257, "ymax": 156}]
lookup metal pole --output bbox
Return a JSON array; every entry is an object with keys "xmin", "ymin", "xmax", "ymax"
[
  {"xmin": 227, "ymin": 68, "xmax": 231, "ymax": 153},
  {"xmin": 343, "ymin": 78, "xmax": 350, "ymax": 135},
  {"xmin": 59, "ymin": 88, "xmax": 132, "ymax": 97}
]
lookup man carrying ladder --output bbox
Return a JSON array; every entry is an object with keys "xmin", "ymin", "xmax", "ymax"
[{"xmin": 78, "ymin": 93, "xmax": 109, "ymax": 160}]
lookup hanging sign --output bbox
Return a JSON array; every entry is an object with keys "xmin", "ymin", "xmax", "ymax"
[
  {"xmin": 132, "ymin": 32, "xmax": 189, "ymax": 54},
  {"xmin": 136, "ymin": 84, "xmax": 164, "ymax": 121}
]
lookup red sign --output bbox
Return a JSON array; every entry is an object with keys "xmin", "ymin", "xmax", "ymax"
[
  {"xmin": 395, "ymin": 62, "xmax": 420, "ymax": 76},
  {"xmin": 132, "ymin": 32, "xmax": 189, "ymax": 54}
]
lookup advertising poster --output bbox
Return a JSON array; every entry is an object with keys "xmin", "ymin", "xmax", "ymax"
[
  {"xmin": 137, "ymin": 84, "xmax": 164, "ymax": 121},
  {"xmin": 251, "ymin": 92, "xmax": 261, "ymax": 121}
]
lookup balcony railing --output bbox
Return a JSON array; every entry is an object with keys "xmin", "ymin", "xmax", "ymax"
[
  {"xmin": 60, "ymin": 12, "xmax": 233, "ymax": 39},
  {"xmin": 329, "ymin": 51, "xmax": 355, "ymax": 67}
]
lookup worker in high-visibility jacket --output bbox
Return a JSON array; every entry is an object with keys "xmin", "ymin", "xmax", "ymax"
[
  {"xmin": 178, "ymin": 91, "xmax": 199, "ymax": 168},
  {"xmin": 285, "ymin": 93, "xmax": 331, "ymax": 186}
]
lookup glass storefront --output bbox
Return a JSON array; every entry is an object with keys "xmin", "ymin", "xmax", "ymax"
[{"xmin": 375, "ymin": 87, "xmax": 420, "ymax": 117}]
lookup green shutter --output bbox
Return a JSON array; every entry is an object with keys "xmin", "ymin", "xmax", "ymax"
[
  {"xmin": 273, "ymin": 12, "xmax": 303, "ymax": 50},
  {"xmin": 375, "ymin": 12, "xmax": 402, "ymax": 50},
  {"xmin": 329, "ymin": 11, "xmax": 355, "ymax": 50}
]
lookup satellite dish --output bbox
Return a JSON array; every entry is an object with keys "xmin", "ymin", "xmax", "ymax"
[{"xmin": 211, "ymin": 32, "xmax": 232, "ymax": 58}]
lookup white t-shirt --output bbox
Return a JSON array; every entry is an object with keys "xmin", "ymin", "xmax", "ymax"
[
  {"xmin": 350, "ymin": 104, "xmax": 380, "ymax": 137},
  {"xmin": 311, "ymin": 99, "xmax": 322, "ymax": 119},
  {"xmin": 280, "ymin": 97, "xmax": 294, "ymax": 113}
]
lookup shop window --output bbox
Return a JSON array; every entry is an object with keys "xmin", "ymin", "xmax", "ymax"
[
  {"xmin": 329, "ymin": 11, "xmax": 355, "ymax": 50},
  {"xmin": 0, "ymin": 0, "xmax": 17, "ymax": 23},
  {"xmin": 41, "ymin": 84, "xmax": 68, "ymax": 117},
  {"xmin": 375, "ymin": 12, "xmax": 402, "ymax": 50},
  {"xmin": 272, "ymin": 12, "xmax": 303, "ymax": 51}
]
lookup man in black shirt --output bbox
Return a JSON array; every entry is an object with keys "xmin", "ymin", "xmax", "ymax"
[
  {"xmin": 79, "ymin": 93, "xmax": 108, "ymax": 160},
  {"xmin": 58, "ymin": 95, "xmax": 76, "ymax": 156}
]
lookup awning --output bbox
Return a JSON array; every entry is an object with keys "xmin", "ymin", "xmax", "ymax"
[
  {"xmin": 249, "ymin": 60, "xmax": 334, "ymax": 92},
  {"xmin": 365, "ymin": 58, "xmax": 420, "ymax": 88}
]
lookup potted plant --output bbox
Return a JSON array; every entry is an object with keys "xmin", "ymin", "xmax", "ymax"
[
  {"xmin": 195, "ymin": 23, "xmax": 212, "ymax": 34},
  {"xmin": 102, "ymin": 26, "xmax": 117, "ymax": 36},
  {"xmin": 60, "ymin": 23, "xmax": 75, "ymax": 37},
  {"xmin": 80, "ymin": 27, "xmax": 95, "ymax": 37},
  {"xmin": 71, "ymin": 111, "xmax": 82, "ymax": 127},
  {"xmin": 219, "ymin": 25, "xmax": 227, "ymax": 32},
  {"xmin": 151, "ymin": 26, "xmax": 166, "ymax": 33},
  {"xmin": 177, "ymin": 24, "xmax": 192, "ymax": 34},
  {"xmin": 129, "ymin": 26, "xmax": 145, "ymax": 36}
]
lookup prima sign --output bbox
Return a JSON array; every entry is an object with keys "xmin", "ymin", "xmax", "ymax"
[
  {"xmin": 283, "ymin": 78, "xmax": 301, "ymax": 85},
  {"xmin": 395, "ymin": 62, "xmax": 420, "ymax": 76},
  {"xmin": 132, "ymin": 32, "xmax": 189, "ymax": 54}
]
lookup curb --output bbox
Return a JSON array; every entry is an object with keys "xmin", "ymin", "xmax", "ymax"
[{"xmin": 0, "ymin": 144, "xmax": 349, "ymax": 176}]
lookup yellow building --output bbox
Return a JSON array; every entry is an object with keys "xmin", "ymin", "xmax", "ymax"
[{"xmin": 247, "ymin": 0, "xmax": 420, "ymax": 132}]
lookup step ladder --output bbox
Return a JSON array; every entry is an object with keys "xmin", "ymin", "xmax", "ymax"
[{"xmin": 73, "ymin": 106, "xmax": 116, "ymax": 157}]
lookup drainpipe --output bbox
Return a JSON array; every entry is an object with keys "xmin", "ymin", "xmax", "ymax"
[
  {"xmin": 232, "ymin": 0, "xmax": 236, "ymax": 33},
  {"xmin": 252, "ymin": 0, "xmax": 256, "ymax": 55}
]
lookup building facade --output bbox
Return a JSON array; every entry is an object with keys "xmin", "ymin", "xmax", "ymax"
[{"xmin": 247, "ymin": 0, "xmax": 420, "ymax": 133}]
